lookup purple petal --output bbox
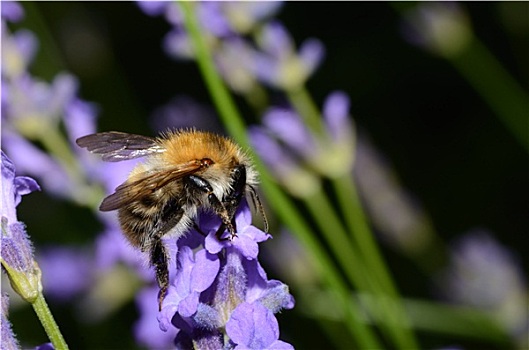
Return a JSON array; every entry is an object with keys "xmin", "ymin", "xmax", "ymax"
[
  {"xmin": 204, "ymin": 231, "xmax": 224, "ymax": 255},
  {"xmin": 1, "ymin": 150, "xmax": 40, "ymax": 222},
  {"xmin": 13, "ymin": 29, "xmax": 38, "ymax": 67},
  {"xmin": 13, "ymin": 176, "xmax": 40, "ymax": 205},
  {"xmin": 267, "ymin": 340, "xmax": 295, "ymax": 350},
  {"xmin": 323, "ymin": 91, "xmax": 351, "ymax": 140},
  {"xmin": 163, "ymin": 29, "xmax": 194, "ymax": 59},
  {"xmin": 260, "ymin": 22, "xmax": 292, "ymax": 58},
  {"xmin": 158, "ymin": 286, "xmax": 179, "ymax": 331},
  {"xmin": 2, "ymin": 133, "xmax": 68, "ymax": 198},
  {"xmin": 1, "ymin": 1, "xmax": 24, "ymax": 22},
  {"xmin": 263, "ymin": 108, "xmax": 315, "ymax": 156},
  {"xmin": 136, "ymin": 1, "xmax": 169, "ymax": 17},
  {"xmin": 251, "ymin": 53, "xmax": 278, "ymax": 86},
  {"xmin": 179, "ymin": 292, "xmax": 200, "ymax": 317},
  {"xmin": 226, "ymin": 302, "xmax": 279, "ymax": 348},
  {"xmin": 135, "ymin": 286, "xmax": 177, "ymax": 349},
  {"xmin": 190, "ymin": 249, "xmax": 220, "ymax": 291},
  {"xmin": 248, "ymin": 126, "xmax": 295, "ymax": 174},
  {"xmin": 64, "ymin": 98, "xmax": 98, "ymax": 144},
  {"xmin": 298, "ymin": 38, "xmax": 325, "ymax": 73},
  {"xmin": 233, "ymin": 235, "xmax": 259, "ymax": 260},
  {"xmin": 199, "ymin": 2, "xmax": 232, "ymax": 37},
  {"xmin": 34, "ymin": 343, "xmax": 54, "ymax": 350}
]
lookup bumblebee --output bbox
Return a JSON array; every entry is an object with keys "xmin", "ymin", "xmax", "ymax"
[{"xmin": 76, "ymin": 130, "xmax": 266, "ymax": 309}]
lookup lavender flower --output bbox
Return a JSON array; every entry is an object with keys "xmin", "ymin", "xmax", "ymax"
[
  {"xmin": 135, "ymin": 286, "xmax": 177, "ymax": 349},
  {"xmin": 401, "ymin": 3, "xmax": 471, "ymax": 58},
  {"xmin": 353, "ymin": 134, "xmax": 434, "ymax": 254},
  {"xmin": 156, "ymin": 201, "xmax": 295, "ymax": 349},
  {"xmin": 37, "ymin": 246, "xmax": 93, "ymax": 302},
  {"xmin": 249, "ymin": 91, "xmax": 355, "ymax": 197},
  {"xmin": 252, "ymin": 21, "xmax": 325, "ymax": 91},
  {"xmin": 1, "ymin": 151, "xmax": 42, "ymax": 303},
  {"xmin": 1, "ymin": 1, "xmax": 24, "ymax": 23},
  {"xmin": 439, "ymin": 230, "xmax": 528, "ymax": 342}
]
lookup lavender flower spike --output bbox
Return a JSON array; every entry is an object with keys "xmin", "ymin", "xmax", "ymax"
[
  {"xmin": 1, "ymin": 151, "xmax": 42, "ymax": 302},
  {"xmin": 158, "ymin": 201, "xmax": 295, "ymax": 349}
]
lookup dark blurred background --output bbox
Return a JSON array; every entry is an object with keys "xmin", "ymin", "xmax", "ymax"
[{"xmin": 8, "ymin": 2, "xmax": 528, "ymax": 349}]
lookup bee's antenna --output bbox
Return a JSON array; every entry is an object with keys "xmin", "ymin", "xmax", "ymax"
[{"xmin": 248, "ymin": 185, "xmax": 269, "ymax": 233}]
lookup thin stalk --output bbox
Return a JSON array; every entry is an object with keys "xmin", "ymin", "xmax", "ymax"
[
  {"xmin": 450, "ymin": 39, "xmax": 529, "ymax": 153},
  {"xmin": 333, "ymin": 174, "xmax": 419, "ymax": 349},
  {"xmin": 303, "ymin": 190, "xmax": 371, "ymax": 292},
  {"xmin": 32, "ymin": 293, "xmax": 69, "ymax": 350}
]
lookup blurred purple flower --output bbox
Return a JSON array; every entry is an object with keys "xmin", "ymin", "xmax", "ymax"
[
  {"xmin": 158, "ymin": 201, "xmax": 294, "ymax": 348},
  {"xmin": 221, "ymin": 2, "xmax": 283, "ymax": 34},
  {"xmin": 353, "ymin": 133, "xmax": 434, "ymax": 254},
  {"xmin": 250, "ymin": 91, "xmax": 354, "ymax": 196},
  {"xmin": 1, "ymin": 1, "xmax": 24, "ymax": 23},
  {"xmin": 401, "ymin": 3, "xmax": 471, "ymax": 58},
  {"xmin": 135, "ymin": 1, "xmax": 169, "ymax": 17},
  {"xmin": 134, "ymin": 286, "xmax": 177, "ymax": 349},
  {"xmin": 248, "ymin": 125, "xmax": 321, "ymax": 198},
  {"xmin": 214, "ymin": 37, "xmax": 260, "ymax": 94},
  {"xmin": 3, "ymin": 73, "xmax": 78, "ymax": 132},
  {"xmin": 439, "ymin": 230, "xmax": 528, "ymax": 339},
  {"xmin": 2, "ymin": 132, "xmax": 72, "ymax": 199},
  {"xmin": 1, "ymin": 28, "xmax": 38, "ymax": 79},
  {"xmin": 253, "ymin": 21, "xmax": 325, "ymax": 90},
  {"xmin": 37, "ymin": 246, "xmax": 93, "ymax": 302}
]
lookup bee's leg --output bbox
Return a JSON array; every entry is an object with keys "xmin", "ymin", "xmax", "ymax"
[
  {"xmin": 150, "ymin": 200, "xmax": 184, "ymax": 311},
  {"xmin": 150, "ymin": 237, "xmax": 169, "ymax": 311},
  {"xmin": 186, "ymin": 175, "xmax": 236, "ymax": 240},
  {"xmin": 223, "ymin": 165, "xmax": 246, "ymax": 219},
  {"xmin": 213, "ymin": 165, "xmax": 248, "ymax": 240}
]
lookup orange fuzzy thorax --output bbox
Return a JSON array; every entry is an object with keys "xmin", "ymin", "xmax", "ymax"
[{"xmin": 160, "ymin": 130, "xmax": 243, "ymax": 168}]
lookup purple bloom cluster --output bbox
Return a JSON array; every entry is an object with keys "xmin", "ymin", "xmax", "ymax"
[
  {"xmin": 137, "ymin": 1, "xmax": 324, "ymax": 93},
  {"xmin": 439, "ymin": 230, "xmax": 528, "ymax": 340},
  {"xmin": 148, "ymin": 201, "xmax": 295, "ymax": 349},
  {"xmin": 249, "ymin": 91, "xmax": 355, "ymax": 197}
]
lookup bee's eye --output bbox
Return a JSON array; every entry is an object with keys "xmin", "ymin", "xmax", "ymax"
[{"xmin": 201, "ymin": 158, "xmax": 214, "ymax": 167}]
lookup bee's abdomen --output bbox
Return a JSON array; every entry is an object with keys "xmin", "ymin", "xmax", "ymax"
[{"xmin": 118, "ymin": 194, "xmax": 185, "ymax": 250}]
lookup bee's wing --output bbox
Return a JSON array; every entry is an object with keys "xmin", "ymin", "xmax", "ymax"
[
  {"xmin": 76, "ymin": 132, "xmax": 164, "ymax": 162},
  {"xmin": 99, "ymin": 160, "xmax": 204, "ymax": 211}
]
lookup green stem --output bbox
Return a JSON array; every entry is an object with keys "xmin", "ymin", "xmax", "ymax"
[
  {"xmin": 303, "ymin": 190, "xmax": 371, "ymax": 292},
  {"xmin": 32, "ymin": 293, "xmax": 69, "ymax": 350},
  {"xmin": 333, "ymin": 174, "xmax": 419, "ymax": 349},
  {"xmin": 450, "ymin": 39, "xmax": 529, "ymax": 152}
]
